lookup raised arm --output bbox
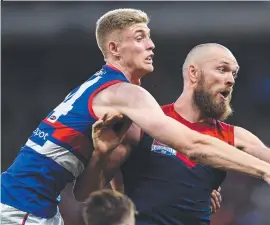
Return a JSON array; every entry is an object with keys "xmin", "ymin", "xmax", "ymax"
[
  {"xmin": 74, "ymin": 113, "xmax": 132, "ymax": 201},
  {"xmin": 110, "ymin": 169, "xmax": 125, "ymax": 194},
  {"xmin": 235, "ymin": 126, "xmax": 270, "ymax": 163},
  {"xmin": 92, "ymin": 82, "xmax": 270, "ymax": 183},
  {"xmin": 74, "ymin": 144, "xmax": 130, "ymax": 202}
]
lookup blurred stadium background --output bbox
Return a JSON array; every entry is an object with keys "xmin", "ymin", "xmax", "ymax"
[{"xmin": 2, "ymin": 2, "xmax": 270, "ymax": 225}]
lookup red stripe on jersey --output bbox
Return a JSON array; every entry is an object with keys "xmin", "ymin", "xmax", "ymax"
[
  {"xmin": 140, "ymin": 130, "xmax": 145, "ymax": 139},
  {"xmin": 21, "ymin": 212, "xmax": 29, "ymax": 225},
  {"xmin": 88, "ymin": 80, "xmax": 125, "ymax": 120},
  {"xmin": 105, "ymin": 64, "xmax": 122, "ymax": 72},
  {"xmin": 161, "ymin": 103, "xmax": 234, "ymax": 168},
  {"xmin": 153, "ymin": 140, "xmax": 167, "ymax": 147},
  {"xmin": 42, "ymin": 119, "xmax": 90, "ymax": 158},
  {"xmin": 176, "ymin": 153, "xmax": 196, "ymax": 168}
]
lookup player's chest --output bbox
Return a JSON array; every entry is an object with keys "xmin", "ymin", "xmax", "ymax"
[{"xmin": 150, "ymin": 139, "xmax": 197, "ymax": 168}]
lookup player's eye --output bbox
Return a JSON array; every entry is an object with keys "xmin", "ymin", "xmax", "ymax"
[
  {"xmin": 217, "ymin": 67, "xmax": 225, "ymax": 73},
  {"xmin": 232, "ymin": 71, "xmax": 238, "ymax": 79},
  {"xmin": 136, "ymin": 36, "xmax": 143, "ymax": 41}
]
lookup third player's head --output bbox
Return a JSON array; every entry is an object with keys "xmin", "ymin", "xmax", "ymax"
[
  {"xmin": 96, "ymin": 9, "xmax": 155, "ymax": 81},
  {"xmin": 182, "ymin": 43, "xmax": 239, "ymax": 121},
  {"xmin": 83, "ymin": 189, "xmax": 136, "ymax": 225}
]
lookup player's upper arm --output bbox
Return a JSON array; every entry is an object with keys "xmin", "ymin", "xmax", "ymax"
[
  {"xmin": 92, "ymin": 82, "xmax": 163, "ymax": 117},
  {"xmin": 92, "ymin": 82, "xmax": 197, "ymax": 151},
  {"xmin": 234, "ymin": 126, "xmax": 266, "ymax": 150},
  {"xmin": 92, "ymin": 82, "xmax": 165, "ymax": 133}
]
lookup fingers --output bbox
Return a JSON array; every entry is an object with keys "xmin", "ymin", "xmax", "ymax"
[
  {"xmin": 104, "ymin": 113, "xmax": 131, "ymax": 139},
  {"xmin": 264, "ymin": 175, "xmax": 270, "ymax": 185},
  {"xmin": 92, "ymin": 117, "xmax": 105, "ymax": 131},
  {"xmin": 214, "ymin": 187, "xmax": 222, "ymax": 204},
  {"xmin": 92, "ymin": 113, "xmax": 122, "ymax": 130},
  {"xmin": 92, "ymin": 112, "xmax": 131, "ymax": 140},
  {"xmin": 92, "ymin": 113, "xmax": 110, "ymax": 136},
  {"xmin": 212, "ymin": 190, "xmax": 221, "ymax": 208},
  {"xmin": 101, "ymin": 113, "xmax": 108, "ymax": 121},
  {"xmin": 103, "ymin": 113, "xmax": 124, "ymax": 126},
  {"xmin": 210, "ymin": 198, "xmax": 217, "ymax": 214},
  {"xmin": 118, "ymin": 116, "xmax": 132, "ymax": 138},
  {"xmin": 210, "ymin": 188, "xmax": 222, "ymax": 214}
]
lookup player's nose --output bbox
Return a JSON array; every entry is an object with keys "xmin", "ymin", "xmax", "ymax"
[
  {"xmin": 147, "ymin": 38, "xmax": 155, "ymax": 51},
  {"xmin": 225, "ymin": 73, "xmax": 235, "ymax": 87}
]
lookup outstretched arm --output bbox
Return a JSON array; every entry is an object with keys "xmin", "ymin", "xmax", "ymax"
[
  {"xmin": 93, "ymin": 83, "xmax": 270, "ymax": 183},
  {"xmin": 235, "ymin": 126, "xmax": 270, "ymax": 163}
]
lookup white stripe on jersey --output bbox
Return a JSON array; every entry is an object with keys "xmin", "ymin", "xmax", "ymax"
[
  {"xmin": 1, "ymin": 203, "xmax": 64, "ymax": 225},
  {"xmin": 25, "ymin": 139, "xmax": 84, "ymax": 178}
]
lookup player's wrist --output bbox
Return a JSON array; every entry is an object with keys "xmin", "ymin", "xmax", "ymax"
[
  {"xmin": 262, "ymin": 170, "xmax": 270, "ymax": 184},
  {"xmin": 92, "ymin": 149, "xmax": 111, "ymax": 165}
]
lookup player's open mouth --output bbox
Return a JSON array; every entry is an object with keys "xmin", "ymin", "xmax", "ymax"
[
  {"xmin": 219, "ymin": 90, "xmax": 230, "ymax": 100},
  {"xmin": 145, "ymin": 54, "xmax": 154, "ymax": 63}
]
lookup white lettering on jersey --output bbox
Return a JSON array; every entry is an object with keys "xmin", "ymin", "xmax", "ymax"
[
  {"xmin": 33, "ymin": 128, "xmax": 49, "ymax": 140},
  {"xmin": 151, "ymin": 140, "xmax": 177, "ymax": 156},
  {"xmin": 47, "ymin": 76, "xmax": 101, "ymax": 123}
]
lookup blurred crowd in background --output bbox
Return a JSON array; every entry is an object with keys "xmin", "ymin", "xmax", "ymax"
[{"xmin": 2, "ymin": 2, "xmax": 270, "ymax": 225}]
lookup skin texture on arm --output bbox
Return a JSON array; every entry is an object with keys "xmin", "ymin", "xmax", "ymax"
[
  {"xmin": 234, "ymin": 126, "xmax": 270, "ymax": 163},
  {"xmin": 110, "ymin": 169, "xmax": 125, "ymax": 194},
  {"xmin": 74, "ymin": 113, "xmax": 132, "ymax": 202},
  {"xmin": 92, "ymin": 82, "xmax": 270, "ymax": 182}
]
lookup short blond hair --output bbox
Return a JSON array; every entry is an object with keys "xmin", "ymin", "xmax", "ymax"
[{"xmin": 96, "ymin": 8, "xmax": 149, "ymax": 55}]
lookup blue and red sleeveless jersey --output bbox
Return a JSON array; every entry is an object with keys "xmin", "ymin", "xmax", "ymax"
[
  {"xmin": 121, "ymin": 103, "xmax": 234, "ymax": 225},
  {"xmin": 1, "ymin": 64, "xmax": 129, "ymax": 218}
]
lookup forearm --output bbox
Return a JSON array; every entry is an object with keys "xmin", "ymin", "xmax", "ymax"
[
  {"xmin": 105, "ymin": 84, "xmax": 270, "ymax": 180},
  {"xmin": 141, "ymin": 116, "xmax": 269, "ymax": 179},
  {"xmin": 242, "ymin": 146, "xmax": 270, "ymax": 163},
  {"xmin": 187, "ymin": 136, "xmax": 270, "ymax": 179},
  {"xmin": 110, "ymin": 170, "xmax": 125, "ymax": 193},
  {"xmin": 73, "ymin": 151, "xmax": 108, "ymax": 202}
]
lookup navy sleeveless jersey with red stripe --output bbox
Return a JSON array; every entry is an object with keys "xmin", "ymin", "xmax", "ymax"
[
  {"xmin": 121, "ymin": 104, "xmax": 234, "ymax": 225},
  {"xmin": 1, "ymin": 64, "xmax": 129, "ymax": 218}
]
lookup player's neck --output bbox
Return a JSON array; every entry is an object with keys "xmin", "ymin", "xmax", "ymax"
[
  {"xmin": 174, "ymin": 93, "xmax": 209, "ymax": 124},
  {"xmin": 106, "ymin": 61, "xmax": 141, "ymax": 86}
]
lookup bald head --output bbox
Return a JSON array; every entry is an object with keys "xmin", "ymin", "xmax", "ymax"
[
  {"xmin": 180, "ymin": 43, "xmax": 238, "ymax": 121},
  {"xmin": 182, "ymin": 43, "xmax": 238, "ymax": 79}
]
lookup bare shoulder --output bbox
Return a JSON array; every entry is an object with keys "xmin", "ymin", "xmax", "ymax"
[
  {"xmin": 91, "ymin": 81, "xmax": 154, "ymax": 119},
  {"xmin": 93, "ymin": 81, "xmax": 160, "ymax": 115},
  {"xmin": 234, "ymin": 126, "xmax": 265, "ymax": 148},
  {"xmin": 94, "ymin": 82, "xmax": 148, "ymax": 105},
  {"xmin": 91, "ymin": 82, "xmax": 132, "ymax": 118}
]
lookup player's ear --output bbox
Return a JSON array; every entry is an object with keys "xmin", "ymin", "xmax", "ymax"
[
  {"xmin": 188, "ymin": 65, "xmax": 199, "ymax": 84},
  {"xmin": 108, "ymin": 41, "xmax": 120, "ymax": 58}
]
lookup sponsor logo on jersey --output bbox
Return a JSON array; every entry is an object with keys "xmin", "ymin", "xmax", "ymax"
[
  {"xmin": 94, "ymin": 69, "xmax": 105, "ymax": 77},
  {"xmin": 49, "ymin": 115, "xmax": 56, "ymax": 121},
  {"xmin": 151, "ymin": 139, "xmax": 176, "ymax": 156},
  {"xmin": 151, "ymin": 139, "xmax": 197, "ymax": 168},
  {"xmin": 33, "ymin": 128, "xmax": 49, "ymax": 140}
]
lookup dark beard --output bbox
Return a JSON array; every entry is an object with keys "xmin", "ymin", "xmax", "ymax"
[{"xmin": 194, "ymin": 77, "xmax": 233, "ymax": 121}]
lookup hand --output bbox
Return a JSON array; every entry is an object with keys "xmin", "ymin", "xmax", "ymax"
[
  {"xmin": 92, "ymin": 113, "xmax": 132, "ymax": 156},
  {"xmin": 210, "ymin": 187, "xmax": 222, "ymax": 214},
  {"xmin": 264, "ymin": 173, "xmax": 270, "ymax": 185}
]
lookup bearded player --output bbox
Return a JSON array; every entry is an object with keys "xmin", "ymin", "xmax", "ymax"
[
  {"xmin": 2, "ymin": 7, "xmax": 270, "ymax": 224},
  {"xmin": 75, "ymin": 43, "xmax": 270, "ymax": 225}
]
